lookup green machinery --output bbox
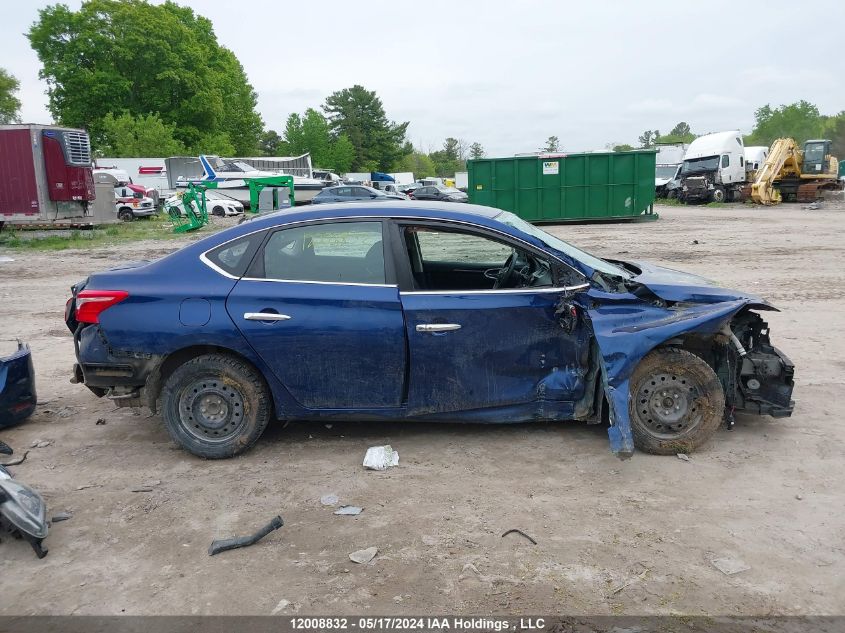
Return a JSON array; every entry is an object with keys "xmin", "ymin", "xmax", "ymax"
[{"xmin": 165, "ymin": 176, "xmax": 295, "ymax": 233}]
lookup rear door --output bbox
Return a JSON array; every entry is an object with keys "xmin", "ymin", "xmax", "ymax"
[{"xmin": 226, "ymin": 219, "xmax": 407, "ymax": 410}]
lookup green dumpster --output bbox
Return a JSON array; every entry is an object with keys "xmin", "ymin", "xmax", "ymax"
[{"xmin": 467, "ymin": 150, "xmax": 658, "ymax": 222}]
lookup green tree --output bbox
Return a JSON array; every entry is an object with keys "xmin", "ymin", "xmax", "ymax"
[
  {"xmin": 543, "ymin": 135, "xmax": 560, "ymax": 152},
  {"xmin": 656, "ymin": 122, "xmax": 695, "ymax": 144},
  {"xmin": 469, "ymin": 142, "xmax": 485, "ymax": 159},
  {"xmin": 28, "ymin": 0, "xmax": 262, "ymax": 154},
  {"xmin": 745, "ymin": 101, "xmax": 826, "ymax": 146},
  {"xmin": 638, "ymin": 130, "xmax": 660, "ymax": 148},
  {"xmin": 326, "ymin": 134, "xmax": 355, "ymax": 173},
  {"xmin": 0, "ymin": 68, "xmax": 21, "ymax": 124},
  {"xmin": 394, "ymin": 151, "xmax": 436, "ymax": 178},
  {"xmin": 429, "ymin": 137, "xmax": 465, "ymax": 177},
  {"xmin": 97, "ymin": 111, "xmax": 185, "ymax": 157},
  {"xmin": 259, "ymin": 129, "xmax": 282, "ymax": 156},
  {"xmin": 322, "ymin": 85, "xmax": 409, "ymax": 171},
  {"xmin": 823, "ymin": 112, "xmax": 845, "ymax": 159},
  {"xmin": 613, "ymin": 144, "xmax": 635, "ymax": 152}
]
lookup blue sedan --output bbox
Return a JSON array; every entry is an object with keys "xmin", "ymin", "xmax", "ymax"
[{"xmin": 65, "ymin": 202, "xmax": 794, "ymax": 459}]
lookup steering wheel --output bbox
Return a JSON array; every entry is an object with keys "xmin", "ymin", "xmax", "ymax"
[{"xmin": 492, "ymin": 250, "xmax": 518, "ymax": 289}]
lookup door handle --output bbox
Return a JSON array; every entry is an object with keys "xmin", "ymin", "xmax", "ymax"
[
  {"xmin": 244, "ymin": 312, "xmax": 291, "ymax": 321},
  {"xmin": 416, "ymin": 323, "xmax": 461, "ymax": 333}
]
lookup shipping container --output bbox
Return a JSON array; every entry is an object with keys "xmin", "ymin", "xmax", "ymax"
[
  {"xmin": 0, "ymin": 124, "xmax": 96, "ymax": 227},
  {"xmin": 467, "ymin": 150, "xmax": 657, "ymax": 222}
]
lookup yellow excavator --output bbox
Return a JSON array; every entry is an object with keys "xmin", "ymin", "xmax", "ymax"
[{"xmin": 751, "ymin": 138, "xmax": 842, "ymax": 205}]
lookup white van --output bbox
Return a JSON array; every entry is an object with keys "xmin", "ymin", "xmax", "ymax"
[{"xmin": 679, "ymin": 131, "xmax": 746, "ymax": 203}]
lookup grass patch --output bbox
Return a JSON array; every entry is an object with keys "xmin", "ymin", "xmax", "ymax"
[
  {"xmin": 656, "ymin": 197, "xmax": 684, "ymax": 206},
  {"xmin": 0, "ymin": 214, "xmax": 202, "ymax": 251},
  {"xmin": 705, "ymin": 201, "xmax": 728, "ymax": 208}
]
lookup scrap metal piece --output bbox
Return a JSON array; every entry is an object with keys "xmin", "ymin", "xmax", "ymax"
[
  {"xmin": 1, "ymin": 450, "xmax": 28, "ymax": 467},
  {"xmin": 501, "ymin": 529, "xmax": 537, "ymax": 545},
  {"xmin": 208, "ymin": 515, "xmax": 284, "ymax": 556},
  {"xmin": 0, "ymin": 441, "xmax": 12, "ymax": 455}
]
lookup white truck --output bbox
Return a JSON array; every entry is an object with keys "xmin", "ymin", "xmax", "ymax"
[
  {"xmin": 678, "ymin": 131, "xmax": 747, "ymax": 203},
  {"xmin": 654, "ymin": 143, "xmax": 687, "ymax": 198}
]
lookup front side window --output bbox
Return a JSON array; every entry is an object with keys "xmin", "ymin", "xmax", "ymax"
[
  {"xmin": 721, "ymin": 154, "xmax": 730, "ymax": 168},
  {"xmin": 256, "ymin": 221, "xmax": 385, "ymax": 284},
  {"xmin": 402, "ymin": 226, "xmax": 553, "ymax": 291}
]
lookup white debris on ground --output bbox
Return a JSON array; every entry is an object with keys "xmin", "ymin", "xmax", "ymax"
[{"xmin": 363, "ymin": 445, "xmax": 399, "ymax": 470}]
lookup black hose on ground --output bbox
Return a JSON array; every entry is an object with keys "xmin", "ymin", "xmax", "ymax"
[{"xmin": 208, "ymin": 515, "xmax": 284, "ymax": 556}]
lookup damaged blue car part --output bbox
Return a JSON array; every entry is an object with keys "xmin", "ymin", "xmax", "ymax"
[
  {"xmin": 65, "ymin": 202, "xmax": 795, "ymax": 459},
  {"xmin": 0, "ymin": 340, "xmax": 37, "ymax": 428}
]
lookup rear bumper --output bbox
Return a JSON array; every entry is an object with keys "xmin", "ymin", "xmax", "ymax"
[{"xmin": 0, "ymin": 341, "xmax": 37, "ymax": 427}]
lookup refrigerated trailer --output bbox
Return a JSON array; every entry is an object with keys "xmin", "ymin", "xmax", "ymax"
[{"xmin": 0, "ymin": 124, "xmax": 96, "ymax": 227}]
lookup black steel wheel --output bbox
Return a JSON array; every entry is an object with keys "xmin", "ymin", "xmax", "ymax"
[
  {"xmin": 161, "ymin": 354, "xmax": 271, "ymax": 458},
  {"xmin": 629, "ymin": 348, "xmax": 724, "ymax": 455},
  {"xmin": 212, "ymin": 206, "xmax": 225, "ymax": 217},
  {"xmin": 118, "ymin": 208, "xmax": 134, "ymax": 222}
]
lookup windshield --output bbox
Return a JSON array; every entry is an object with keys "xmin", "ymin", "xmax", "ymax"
[
  {"xmin": 681, "ymin": 156, "xmax": 720, "ymax": 174},
  {"xmin": 804, "ymin": 143, "xmax": 825, "ymax": 162},
  {"xmin": 494, "ymin": 211, "xmax": 631, "ymax": 279},
  {"xmin": 656, "ymin": 165, "xmax": 679, "ymax": 179}
]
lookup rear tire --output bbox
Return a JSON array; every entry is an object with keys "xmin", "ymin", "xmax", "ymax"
[
  {"xmin": 161, "ymin": 354, "xmax": 271, "ymax": 459},
  {"xmin": 118, "ymin": 208, "xmax": 134, "ymax": 222},
  {"xmin": 629, "ymin": 348, "xmax": 724, "ymax": 455}
]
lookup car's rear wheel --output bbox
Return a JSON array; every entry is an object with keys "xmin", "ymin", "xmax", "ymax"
[
  {"xmin": 161, "ymin": 354, "xmax": 271, "ymax": 459},
  {"xmin": 629, "ymin": 348, "xmax": 724, "ymax": 455}
]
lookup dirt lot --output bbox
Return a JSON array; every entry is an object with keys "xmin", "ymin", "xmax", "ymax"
[{"xmin": 1, "ymin": 203, "xmax": 843, "ymax": 616}]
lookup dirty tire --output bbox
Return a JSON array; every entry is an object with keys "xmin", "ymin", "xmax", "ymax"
[
  {"xmin": 212, "ymin": 205, "xmax": 225, "ymax": 217},
  {"xmin": 118, "ymin": 208, "xmax": 134, "ymax": 222},
  {"xmin": 161, "ymin": 354, "xmax": 271, "ymax": 459},
  {"xmin": 711, "ymin": 187, "xmax": 726, "ymax": 203},
  {"xmin": 629, "ymin": 348, "xmax": 724, "ymax": 455}
]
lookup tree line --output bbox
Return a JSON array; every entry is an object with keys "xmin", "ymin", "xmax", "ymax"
[{"xmin": 1, "ymin": 1, "xmax": 843, "ymax": 174}]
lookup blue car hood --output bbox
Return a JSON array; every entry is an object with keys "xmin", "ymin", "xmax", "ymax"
[{"xmin": 617, "ymin": 259, "xmax": 770, "ymax": 306}]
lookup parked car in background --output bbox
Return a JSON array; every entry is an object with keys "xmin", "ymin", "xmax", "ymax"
[
  {"xmin": 115, "ymin": 186, "xmax": 156, "ymax": 221},
  {"xmin": 410, "ymin": 185, "xmax": 468, "ymax": 202},
  {"xmin": 380, "ymin": 184, "xmax": 409, "ymax": 199},
  {"xmin": 65, "ymin": 202, "xmax": 794, "ymax": 460},
  {"xmin": 311, "ymin": 185, "xmax": 406, "ymax": 204},
  {"xmin": 205, "ymin": 190, "xmax": 244, "ymax": 216},
  {"xmin": 401, "ymin": 182, "xmax": 424, "ymax": 196}
]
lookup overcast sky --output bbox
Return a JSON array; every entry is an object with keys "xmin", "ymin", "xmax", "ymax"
[{"xmin": 4, "ymin": 0, "xmax": 844, "ymax": 155}]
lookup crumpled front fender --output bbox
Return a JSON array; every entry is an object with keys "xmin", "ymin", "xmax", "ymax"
[{"xmin": 584, "ymin": 298, "xmax": 764, "ymax": 458}]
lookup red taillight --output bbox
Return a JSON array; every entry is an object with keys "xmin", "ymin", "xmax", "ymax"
[{"xmin": 75, "ymin": 290, "xmax": 129, "ymax": 324}]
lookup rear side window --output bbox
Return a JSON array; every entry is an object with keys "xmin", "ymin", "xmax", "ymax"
[
  {"xmin": 255, "ymin": 221, "xmax": 386, "ymax": 285},
  {"xmin": 204, "ymin": 232, "xmax": 264, "ymax": 277}
]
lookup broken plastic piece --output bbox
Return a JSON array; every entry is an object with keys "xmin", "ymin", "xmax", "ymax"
[
  {"xmin": 208, "ymin": 515, "xmax": 284, "ymax": 556},
  {"xmin": 334, "ymin": 506, "xmax": 363, "ymax": 516},
  {"xmin": 363, "ymin": 445, "xmax": 399, "ymax": 470}
]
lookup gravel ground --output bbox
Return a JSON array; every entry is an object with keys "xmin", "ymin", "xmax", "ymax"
[{"xmin": 0, "ymin": 202, "xmax": 842, "ymax": 616}]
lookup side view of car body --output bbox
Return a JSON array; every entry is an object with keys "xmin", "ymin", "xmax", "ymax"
[
  {"xmin": 410, "ymin": 185, "xmax": 468, "ymax": 202},
  {"xmin": 311, "ymin": 185, "xmax": 405, "ymax": 205},
  {"xmin": 65, "ymin": 202, "xmax": 794, "ymax": 460}
]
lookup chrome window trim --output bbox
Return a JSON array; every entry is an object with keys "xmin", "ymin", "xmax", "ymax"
[
  {"xmin": 401, "ymin": 283, "xmax": 590, "ymax": 297},
  {"xmin": 240, "ymin": 277, "xmax": 397, "ymax": 289},
  {"xmin": 198, "ymin": 213, "xmax": 589, "ymax": 288}
]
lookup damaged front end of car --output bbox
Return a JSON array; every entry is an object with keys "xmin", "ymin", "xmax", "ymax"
[
  {"xmin": 0, "ymin": 340, "xmax": 37, "ymax": 428},
  {"xmin": 578, "ymin": 261, "xmax": 795, "ymax": 458}
]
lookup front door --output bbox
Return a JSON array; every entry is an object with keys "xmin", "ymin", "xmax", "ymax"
[
  {"xmin": 226, "ymin": 220, "xmax": 406, "ymax": 410},
  {"xmin": 395, "ymin": 223, "xmax": 591, "ymax": 415}
]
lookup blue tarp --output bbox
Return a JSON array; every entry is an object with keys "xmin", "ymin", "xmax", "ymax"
[{"xmin": 370, "ymin": 172, "xmax": 395, "ymax": 182}]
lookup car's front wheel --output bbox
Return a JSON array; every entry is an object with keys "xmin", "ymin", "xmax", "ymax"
[
  {"xmin": 161, "ymin": 354, "xmax": 271, "ymax": 458},
  {"xmin": 629, "ymin": 348, "xmax": 724, "ymax": 455}
]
